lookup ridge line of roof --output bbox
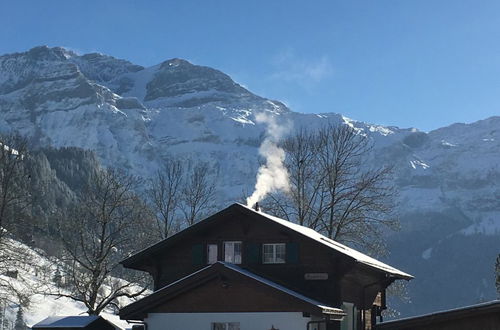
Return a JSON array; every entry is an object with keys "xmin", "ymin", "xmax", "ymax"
[
  {"xmin": 32, "ymin": 316, "xmax": 103, "ymax": 328},
  {"xmin": 120, "ymin": 205, "xmax": 235, "ymax": 266},
  {"xmin": 235, "ymin": 203, "xmax": 413, "ymax": 279},
  {"xmin": 121, "ymin": 203, "xmax": 412, "ymax": 279},
  {"xmin": 121, "ymin": 261, "xmax": 345, "ymax": 319},
  {"xmin": 378, "ymin": 300, "xmax": 500, "ymax": 326}
]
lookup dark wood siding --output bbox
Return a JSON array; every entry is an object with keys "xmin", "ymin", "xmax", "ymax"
[
  {"xmin": 151, "ymin": 268, "xmax": 325, "ymax": 315},
  {"xmin": 149, "ymin": 210, "xmax": 381, "ymax": 310}
]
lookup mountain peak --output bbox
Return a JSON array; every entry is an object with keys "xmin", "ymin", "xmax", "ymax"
[
  {"xmin": 160, "ymin": 58, "xmax": 192, "ymax": 69},
  {"xmin": 73, "ymin": 52, "xmax": 144, "ymax": 83},
  {"xmin": 26, "ymin": 45, "xmax": 76, "ymax": 61},
  {"xmin": 144, "ymin": 58, "xmax": 251, "ymax": 102}
]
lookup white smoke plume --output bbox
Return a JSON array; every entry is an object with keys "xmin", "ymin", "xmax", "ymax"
[{"xmin": 246, "ymin": 112, "xmax": 291, "ymax": 208}]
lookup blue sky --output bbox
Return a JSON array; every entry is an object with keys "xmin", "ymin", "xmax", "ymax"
[{"xmin": 1, "ymin": 0, "xmax": 499, "ymax": 131}]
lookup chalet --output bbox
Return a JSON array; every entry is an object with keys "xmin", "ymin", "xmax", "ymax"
[{"xmin": 120, "ymin": 203, "xmax": 413, "ymax": 330}]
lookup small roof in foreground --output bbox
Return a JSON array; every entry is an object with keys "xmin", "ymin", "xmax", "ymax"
[
  {"xmin": 120, "ymin": 261, "xmax": 346, "ymax": 320},
  {"xmin": 33, "ymin": 316, "xmax": 100, "ymax": 328}
]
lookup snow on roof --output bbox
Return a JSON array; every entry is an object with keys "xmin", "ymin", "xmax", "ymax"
[
  {"xmin": 237, "ymin": 203, "xmax": 413, "ymax": 279},
  {"xmin": 33, "ymin": 316, "xmax": 100, "ymax": 328},
  {"xmin": 378, "ymin": 300, "xmax": 500, "ymax": 326},
  {"xmin": 122, "ymin": 203, "xmax": 412, "ymax": 280}
]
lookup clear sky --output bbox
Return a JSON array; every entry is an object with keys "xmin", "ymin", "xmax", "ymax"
[{"xmin": 1, "ymin": 0, "xmax": 499, "ymax": 131}]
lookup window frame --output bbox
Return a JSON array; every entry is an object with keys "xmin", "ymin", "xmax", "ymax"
[
  {"xmin": 223, "ymin": 241, "xmax": 242, "ymax": 264},
  {"xmin": 262, "ymin": 243, "xmax": 286, "ymax": 264},
  {"xmin": 207, "ymin": 243, "xmax": 218, "ymax": 264}
]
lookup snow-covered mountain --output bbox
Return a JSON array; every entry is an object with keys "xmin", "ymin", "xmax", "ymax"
[{"xmin": 0, "ymin": 46, "xmax": 498, "ymax": 317}]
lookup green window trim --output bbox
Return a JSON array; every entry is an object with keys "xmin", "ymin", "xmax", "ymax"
[
  {"xmin": 191, "ymin": 244, "xmax": 204, "ymax": 265},
  {"xmin": 286, "ymin": 242, "xmax": 299, "ymax": 264}
]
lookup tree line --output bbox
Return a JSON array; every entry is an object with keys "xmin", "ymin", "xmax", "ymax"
[{"xmin": 0, "ymin": 133, "xmax": 222, "ymax": 318}]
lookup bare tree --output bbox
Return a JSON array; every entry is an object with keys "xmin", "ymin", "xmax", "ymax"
[
  {"xmin": 147, "ymin": 159, "xmax": 184, "ymax": 239},
  {"xmin": 147, "ymin": 158, "xmax": 219, "ymax": 236},
  {"xmin": 265, "ymin": 124, "xmax": 397, "ymax": 253},
  {"xmin": 179, "ymin": 161, "xmax": 218, "ymax": 226},
  {"xmin": 267, "ymin": 128, "xmax": 323, "ymax": 226},
  {"xmin": 57, "ymin": 168, "xmax": 156, "ymax": 315},
  {"xmin": 0, "ymin": 238, "xmax": 37, "ymax": 310}
]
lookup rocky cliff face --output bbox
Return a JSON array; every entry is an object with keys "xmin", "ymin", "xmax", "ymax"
[{"xmin": 0, "ymin": 46, "xmax": 498, "ymax": 317}]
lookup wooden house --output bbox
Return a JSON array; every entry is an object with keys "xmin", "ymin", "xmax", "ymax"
[{"xmin": 120, "ymin": 203, "xmax": 412, "ymax": 330}]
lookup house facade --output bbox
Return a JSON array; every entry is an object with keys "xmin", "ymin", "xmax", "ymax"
[{"xmin": 120, "ymin": 203, "xmax": 412, "ymax": 330}]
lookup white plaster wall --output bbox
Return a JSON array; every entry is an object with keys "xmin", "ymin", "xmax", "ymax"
[{"xmin": 145, "ymin": 312, "xmax": 311, "ymax": 330}]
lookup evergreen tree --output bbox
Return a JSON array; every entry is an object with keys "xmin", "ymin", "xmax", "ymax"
[
  {"xmin": 0, "ymin": 304, "xmax": 5, "ymax": 330},
  {"xmin": 14, "ymin": 307, "xmax": 26, "ymax": 330},
  {"xmin": 0, "ymin": 304, "xmax": 10, "ymax": 330},
  {"xmin": 53, "ymin": 266, "xmax": 62, "ymax": 288}
]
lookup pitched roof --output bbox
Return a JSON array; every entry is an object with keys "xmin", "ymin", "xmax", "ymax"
[
  {"xmin": 222, "ymin": 262, "xmax": 343, "ymax": 315},
  {"xmin": 238, "ymin": 204, "xmax": 413, "ymax": 279},
  {"xmin": 121, "ymin": 203, "xmax": 412, "ymax": 280},
  {"xmin": 377, "ymin": 300, "xmax": 500, "ymax": 329},
  {"xmin": 32, "ymin": 316, "xmax": 107, "ymax": 328},
  {"xmin": 120, "ymin": 261, "xmax": 346, "ymax": 320}
]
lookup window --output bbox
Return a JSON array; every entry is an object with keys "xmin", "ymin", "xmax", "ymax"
[
  {"xmin": 262, "ymin": 243, "xmax": 286, "ymax": 264},
  {"xmin": 223, "ymin": 241, "xmax": 242, "ymax": 264},
  {"xmin": 212, "ymin": 322, "xmax": 240, "ymax": 330},
  {"xmin": 207, "ymin": 244, "xmax": 218, "ymax": 264}
]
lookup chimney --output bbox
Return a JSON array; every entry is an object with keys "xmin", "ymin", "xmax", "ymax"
[{"xmin": 253, "ymin": 202, "xmax": 260, "ymax": 212}]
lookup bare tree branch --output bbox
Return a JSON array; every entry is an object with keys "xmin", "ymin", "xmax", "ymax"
[
  {"xmin": 266, "ymin": 124, "xmax": 398, "ymax": 255},
  {"xmin": 57, "ymin": 168, "xmax": 155, "ymax": 315}
]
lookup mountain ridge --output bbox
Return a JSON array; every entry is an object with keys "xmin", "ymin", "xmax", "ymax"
[{"xmin": 0, "ymin": 46, "xmax": 498, "ymax": 317}]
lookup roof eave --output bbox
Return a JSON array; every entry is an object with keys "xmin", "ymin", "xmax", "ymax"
[
  {"xmin": 321, "ymin": 307, "xmax": 347, "ymax": 318},
  {"xmin": 120, "ymin": 262, "xmax": 344, "ymax": 321},
  {"xmin": 120, "ymin": 205, "xmax": 238, "ymax": 268}
]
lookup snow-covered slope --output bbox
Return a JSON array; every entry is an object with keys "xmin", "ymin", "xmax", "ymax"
[
  {"xmin": 0, "ymin": 238, "xmax": 132, "ymax": 330},
  {"xmin": 0, "ymin": 46, "xmax": 498, "ymax": 317}
]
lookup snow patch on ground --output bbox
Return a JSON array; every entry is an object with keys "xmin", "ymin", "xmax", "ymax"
[
  {"xmin": 368, "ymin": 125, "xmax": 394, "ymax": 136},
  {"xmin": 409, "ymin": 159, "xmax": 430, "ymax": 170},
  {"xmin": 0, "ymin": 239, "xmax": 139, "ymax": 330},
  {"xmin": 440, "ymin": 140, "xmax": 457, "ymax": 147},
  {"xmin": 119, "ymin": 64, "xmax": 160, "ymax": 101},
  {"xmin": 460, "ymin": 217, "xmax": 500, "ymax": 236}
]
